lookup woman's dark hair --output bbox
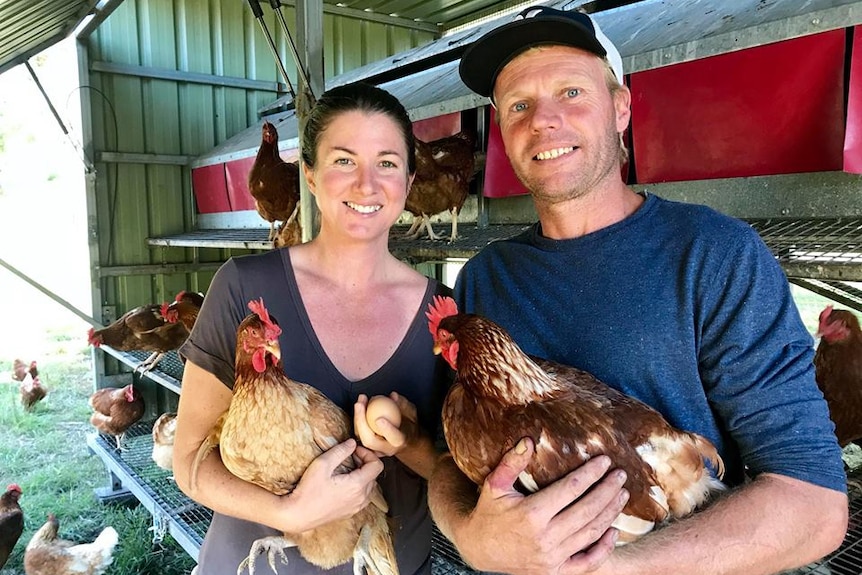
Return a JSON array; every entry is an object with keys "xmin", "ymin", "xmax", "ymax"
[{"xmin": 301, "ymin": 82, "xmax": 416, "ymax": 174}]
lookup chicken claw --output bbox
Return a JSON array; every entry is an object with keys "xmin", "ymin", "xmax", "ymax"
[{"xmin": 237, "ymin": 535, "xmax": 296, "ymax": 575}]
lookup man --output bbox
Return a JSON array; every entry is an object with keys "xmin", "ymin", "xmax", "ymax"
[{"xmin": 428, "ymin": 6, "xmax": 848, "ymax": 575}]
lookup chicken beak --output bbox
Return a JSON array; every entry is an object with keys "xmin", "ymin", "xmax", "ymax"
[
  {"xmin": 266, "ymin": 341, "xmax": 282, "ymax": 362},
  {"xmin": 432, "ymin": 343, "xmax": 442, "ymax": 355}
]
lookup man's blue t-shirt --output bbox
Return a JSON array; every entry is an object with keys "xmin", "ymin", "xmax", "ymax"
[{"xmin": 453, "ymin": 192, "xmax": 845, "ymax": 492}]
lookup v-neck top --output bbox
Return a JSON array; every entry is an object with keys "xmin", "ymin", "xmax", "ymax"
[{"xmin": 180, "ymin": 248, "xmax": 452, "ymax": 575}]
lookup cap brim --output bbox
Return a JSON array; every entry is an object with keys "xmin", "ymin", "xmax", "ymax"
[{"xmin": 459, "ymin": 16, "xmax": 607, "ymax": 98}]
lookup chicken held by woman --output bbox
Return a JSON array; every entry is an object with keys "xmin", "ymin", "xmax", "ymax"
[
  {"xmin": 427, "ymin": 296, "xmax": 725, "ymax": 543},
  {"xmin": 192, "ymin": 298, "xmax": 397, "ymax": 575},
  {"xmin": 88, "ymin": 384, "xmax": 145, "ymax": 450}
]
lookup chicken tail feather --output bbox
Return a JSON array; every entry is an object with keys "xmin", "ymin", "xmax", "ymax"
[
  {"xmin": 192, "ymin": 412, "xmax": 226, "ymax": 489},
  {"xmin": 353, "ymin": 511, "xmax": 398, "ymax": 575}
]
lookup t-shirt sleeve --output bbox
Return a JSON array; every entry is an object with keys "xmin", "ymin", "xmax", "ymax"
[
  {"xmin": 697, "ymin": 227, "xmax": 846, "ymax": 492},
  {"xmin": 178, "ymin": 259, "xmax": 249, "ymax": 390}
]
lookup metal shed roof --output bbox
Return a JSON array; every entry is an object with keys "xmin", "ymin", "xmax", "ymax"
[{"xmin": 199, "ymin": 0, "xmax": 862, "ymax": 166}]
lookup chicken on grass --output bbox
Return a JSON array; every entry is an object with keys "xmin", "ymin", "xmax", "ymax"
[
  {"xmin": 427, "ymin": 296, "xmax": 726, "ymax": 543},
  {"xmin": 0, "ymin": 484, "xmax": 24, "ymax": 570},
  {"xmin": 23, "ymin": 514, "xmax": 118, "ymax": 575},
  {"xmin": 88, "ymin": 384, "xmax": 145, "ymax": 450},
  {"xmin": 191, "ymin": 298, "xmax": 397, "ymax": 575}
]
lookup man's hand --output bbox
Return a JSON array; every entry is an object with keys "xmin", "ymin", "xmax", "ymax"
[{"xmin": 445, "ymin": 438, "xmax": 629, "ymax": 575}]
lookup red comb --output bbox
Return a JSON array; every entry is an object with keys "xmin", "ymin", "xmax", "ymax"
[
  {"xmin": 426, "ymin": 295, "xmax": 459, "ymax": 336},
  {"xmin": 248, "ymin": 298, "xmax": 282, "ymax": 339},
  {"xmin": 160, "ymin": 302, "xmax": 171, "ymax": 318},
  {"xmin": 7, "ymin": 483, "xmax": 21, "ymax": 493},
  {"xmin": 175, "ymin": 290, "xmax": 187, "ymax": 302}
]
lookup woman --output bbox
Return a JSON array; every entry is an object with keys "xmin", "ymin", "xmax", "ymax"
[{"xmin": 173, "ymin": 83, "xmax": 451, "ymax": 575}]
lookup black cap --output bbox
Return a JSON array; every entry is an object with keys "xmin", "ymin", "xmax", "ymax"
[{"xmin": 458, "ymin": 6, "xmax": 623, "ymax": 99}]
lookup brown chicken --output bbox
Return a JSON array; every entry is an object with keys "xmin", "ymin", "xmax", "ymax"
[
  {"xmin": 152, "ymin": 412, "xmax": 178, "ymax": 471},
  {"xmin": 163, "ymin": 290, "xmax": 205, "ymax": 332},
  {"xmin": 89, "ymin": 384, "xmax": 146, "ymax": 450},
  {"xmin": 87, "ymin": 298, "xmax": 189, "ymax": 374},
  {"xmin": 814, "ymin": 305, "xmax": 862, "ymax": 447},
  {"xmin": 248, "ymin": 121, "xmax": 302, "ymax": 242},
  {"xmin": 273, "ymin": 216, "xmax": 303, "ymax": 248},
  {"xmin": 192, "ymin": 298, "xmax": 396, "ymax": 575},
  {"xmin": 23, "ymin": 514, "xmax": 118, "ymax": 575},
  {"xmin": 12, "ymin": 359, "xmax": 38, "ymax": 382},
  {"xmin": 20, "ymin": 373, "xmax": 47, "ymax": 411},
  {"xmin": 0, "ymin": 484, "xmax": 24, "ymax": 569},
  {"xmin": 427, "ymin": 296, "xmax": 726, "ymax": 542},
  {"xmin": 404, "ymin": 130, "xmax": 477, "ymax": 242}
]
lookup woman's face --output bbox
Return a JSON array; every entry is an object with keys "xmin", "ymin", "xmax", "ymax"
[{"xmin": 303, "ymin": 110, "xmax": 413, "ymax": 240}]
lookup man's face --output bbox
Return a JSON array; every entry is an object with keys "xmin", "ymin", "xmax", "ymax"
[{"xmin": 493, "ymin": 45, "xmax": 631, "ymax": 204}]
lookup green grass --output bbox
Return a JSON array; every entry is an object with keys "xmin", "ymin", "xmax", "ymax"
[{"xmin": 0, "ymin": 348, "xmax": 195, "ymax": 575}]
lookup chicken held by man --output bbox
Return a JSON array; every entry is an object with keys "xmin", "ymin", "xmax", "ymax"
[
  {"xmin": 152, "ymin": 412, "xmax": 178, "ymax": 471},
  {"xmin": 0, "ymin": 484, "xmax": 24, "ymax": 570},
  {"xmin": 87, "ymin": 297, "xmax": 189, "ymax": 375},
  {"xmin": 23, "ymin": 514, "xmax": 118, "ymax": 575},
  {"xmin": 192, "ymin": 298, "xmax": 396, "ymax": 575},
  {"xmin": 403, "ymin": 130, "xmax": 477, "ymax": 242},
  {"xmin": 427, "ymin": 296, "xmax": 726, "ymax": 543},
  {"xmin": 814, "ymin": 305, "xmax": 862, "ymax": 447},
  {"xmin": 248, "ymin": 121, "xmax": 302, "ymax": 242},
  {"xmin": 88, "ymin": 384, "xmax": 145, "ymax": 450}
]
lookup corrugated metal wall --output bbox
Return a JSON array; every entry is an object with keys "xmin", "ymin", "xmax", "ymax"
[{"xmin": 83, "ymin": 0, "xmax": 436, "ymax": 319}]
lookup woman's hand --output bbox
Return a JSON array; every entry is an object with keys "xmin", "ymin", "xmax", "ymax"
[
  {"xmin": 283, "ymin": 438, "xmax": 384, "ymax": 533},
  {"xmin": 354, "ymin": 392, "xmax": 420, "ymax": 457}
]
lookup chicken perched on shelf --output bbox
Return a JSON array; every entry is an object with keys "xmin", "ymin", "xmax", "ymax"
[
  {"xmin": 152, "ymin": 412, "xmax": 178, "ymax": 471},
  {"xmin": 89, "ymin": 384, "xmax": 145, "ymax": 450},
  {"xmin": 87, "ymin": 296, "xmax": 189, "ymax": 374},
  {"xmin": 0, "ymin": 484, "xmax": 24, "ymax": 570},
  {"xmin": 162, "ymin": 290, "xmax": 205, "ymax": 333},
  {"xmin": 23, "ymin": 514, "xmax": 118, "ymax": 575},
  {"xmin": 248, "ymin": 121, "xmax": 302, "ymax": 242},
  {"xmin": 273, "ymin": 216, "xmax": 302, "ymax": 248},
  {"xmin": 814, "ymin": 305, "xmax": 862, "ymax": 447},
  {"xmin": 427, "ymin": 296, "xmax": 726, "ymax": 543},
  {"xmin": 192, "ymin": 298, "xmax": 396, "ymax": 575},
  {"xmin": 404, "ymin": 130, "xmax": 477, "ymax": 242}
]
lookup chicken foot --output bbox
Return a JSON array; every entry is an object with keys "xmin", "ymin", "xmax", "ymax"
[
  {"xmin": 237, "ymin": 534, "xmax": 296, "ymax": 575},
  {"xmin": 401, "ymin": 215, "xmax": 425, "ymax": 239},
  {"xmin": 133, "ymin": 351, "xmax": 165, "ymax": 375},
  {"xmin": 352, "ymin": 523, "xmax": 394, "ymax": 575}
]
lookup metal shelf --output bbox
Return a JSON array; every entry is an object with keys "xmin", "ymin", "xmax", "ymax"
[
  {"xmin": 87, "ymin": 421, "xmax": 211, "ymax": 562},
  {"xmin": 147, "ymin": 223, "xmax": 533, "ymax": 262},
  {"xmin": 99, "ymin": 346, "xmax": 184, "ymax": 395}
]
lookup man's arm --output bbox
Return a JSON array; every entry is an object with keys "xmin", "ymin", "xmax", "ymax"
[
  {"xmin": 593, "ymin": 473, "xmax": 847, "ymax": 575},
  {"xmin": 429, "ymin": 438, "xmax": 628, "ymax": 575}
]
